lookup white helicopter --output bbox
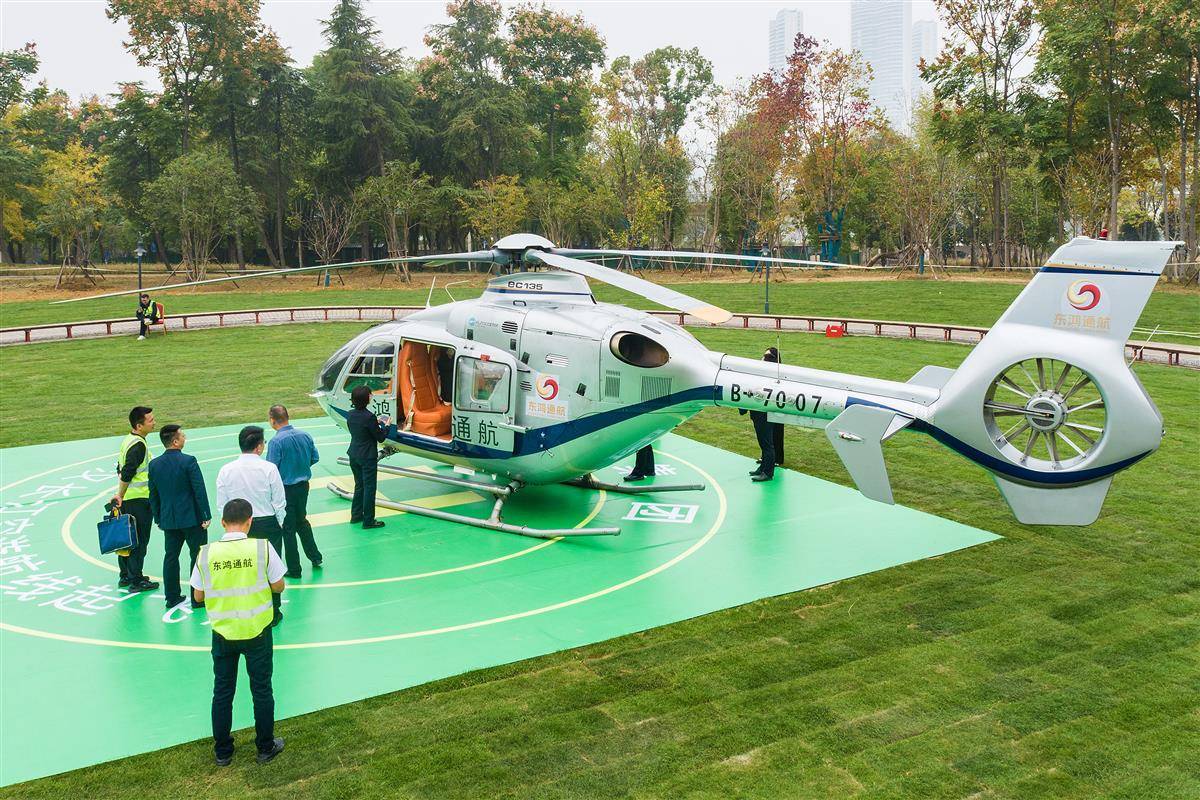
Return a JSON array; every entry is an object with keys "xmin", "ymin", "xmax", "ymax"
[{"xmin": 61, "ymin": 233, "xmax": 1178, "ymax": 536}]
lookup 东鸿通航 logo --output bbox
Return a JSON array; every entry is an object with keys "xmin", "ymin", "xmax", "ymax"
[
  {"xmin": 1066, "ymin": 280, "xmax": 1101, "ymax": 311},
  {"xmin": 535, "ymin": 375, "xmax": 559, "ymax": 400}
]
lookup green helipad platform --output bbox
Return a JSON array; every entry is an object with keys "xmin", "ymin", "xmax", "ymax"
[{"xmin": 0, "ymin": 420, "xmax": 998, "ymax": 785}]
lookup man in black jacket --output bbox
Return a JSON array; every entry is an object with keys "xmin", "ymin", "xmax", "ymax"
[
  {"xmin": 743, "ymin": 347, "xmax": 785, "ymax": 483},
  {"xmin": 149, "ymin": 424, "xmax": 211, "ymax": 609},
  {"xmin": 347, "ymin": 385, "xmax": 388, "ymax": 529}
]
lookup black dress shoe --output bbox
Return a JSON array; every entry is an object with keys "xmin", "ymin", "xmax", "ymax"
[
  {"xmin": 284, "ymin": 571, "xmax": 302, "ymax": 580},
  {"xmin": 749, "ymin": 468, "xmax": 764, "ymax": 476},
  {"xmin": 311, "ymin": 561, "xmax": 323, "ymax": 569},
  {"xmin": 623, "ymin": 473, "xmax": 647, "ymax": 482},
  {"xmin": 751, "ymin": 473, "xmax": 774, "ymax": 482},
  {"xmin": 164, "ymin": 597, "xmax": 185, "ymax": 610},
  {"xmin": 127, "ymin": 579, "xmax": 159, "ymax": 593},
  {"xmin": 215, "ymin": 753, "xmax": 233, "ymax": 767},
  {"xmin": 118, "ymin": 577, "xmax": 132, "ymax": 588},
  {"xmin": 271, "ymin": 611, "xmax": 284, "ymax": 628},
  {"xmin": 257, "ymin": 737, "xmax": 285, "ymax": 764},
  {"xmin": 191, "ymin": 600, "xmax": 205, "ymax": 609},
  {"xmin": 362, "ymin": 520, "xmax": 385, "ymax": 529}
]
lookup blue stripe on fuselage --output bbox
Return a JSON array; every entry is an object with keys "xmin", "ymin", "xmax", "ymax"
[
  {"xmin": 844, "ymin": 397, "xmax": 1149, "ymax": 485},
  {"xmin": 1039, "ymin": 266, "xmax": 1154, "ymax": 277},
  {"xmin": 329, "ymin": 385, "xmax": 720, "ymax": 460}
]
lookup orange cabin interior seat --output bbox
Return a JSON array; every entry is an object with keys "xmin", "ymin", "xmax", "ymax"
[{"xmin": 399, "ymin": 341, "xmax": 452, "ymax": 439}]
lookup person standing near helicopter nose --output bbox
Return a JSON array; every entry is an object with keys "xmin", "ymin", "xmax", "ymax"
[{"xmin": 346, "ymin": 385, "xmax": 389, "ymax": 529}]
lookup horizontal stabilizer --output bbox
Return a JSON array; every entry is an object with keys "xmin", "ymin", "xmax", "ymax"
[
  {"xmin": 993, "ymin": 475, "xmax": 1113, "ymax": 526},
  {"xmin": 908, "ymin": 365, "xmax": 955, "ymax": 391},
  {"xmin": 825, "ymin": 405, "xmax": 911, "ymax": 504}
]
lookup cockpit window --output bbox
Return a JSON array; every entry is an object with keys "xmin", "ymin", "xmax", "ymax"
[
  {"xmin": 316, "ymin": 340, "xmax": 357, "ymax": 393},
  {"xmin": 344, "ymin": 340, "xmax": 396, "ymax": 393},
  {"xmin": 454, "ymin": 357, "xmax": 511, "ymax": 413},
  {"xmin": 610, "ymin": 331, "xmax": 669, "ymax": 368}
]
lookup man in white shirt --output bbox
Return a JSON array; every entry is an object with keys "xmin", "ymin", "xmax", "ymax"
[{"xmin": 215, "ymin": 426, "xmax": 288, "ymax": 626}]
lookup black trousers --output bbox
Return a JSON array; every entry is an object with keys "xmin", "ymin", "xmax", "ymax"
[
  {"xmin": 117, "ymin": 498, "xmax": 152, "ymax": 582},
  {"xmin": 632, "ymin": 444, "xmax": 655, "ymax": 477},
  {"xmin": 349, "ymin": 458, "xmax": 379, "ymax": 525},
  {"xmin": 750, "ymin": 412, "xmax": 779, "ymax": 477},
  {"xmin": 248, "ymin": 516, "xmax": 284, "ymax": 613},
  {"xmin": 162, "ymin": 525, "xmax": 206, "ymax": 606},
  {"xmin": 282, "ymin": 481, "xmax": 322, "ymax": 574},
  {"xmin": 211, "ymin": 627, "xmax": 274, "ymax": 759},
  {"xmin": 773, "ymin": 422, "xmax": 785, "ymax": 465}
]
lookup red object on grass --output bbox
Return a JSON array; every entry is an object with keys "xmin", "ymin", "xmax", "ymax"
[{"xmin": 825, "ymin": 324, "xmax": 844, "ymax": 338}]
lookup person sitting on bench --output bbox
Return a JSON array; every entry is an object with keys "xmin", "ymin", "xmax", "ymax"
[{"xmin": 135, "ymin": 293, "xmax": 161, "ymax": 340}]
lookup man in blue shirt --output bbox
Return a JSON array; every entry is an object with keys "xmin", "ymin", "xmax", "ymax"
[{"xmin": 266, "ymin": 405, "xmax": 323, "ymax": 579}]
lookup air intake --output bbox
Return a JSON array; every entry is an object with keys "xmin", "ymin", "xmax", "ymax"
[
  {"xmin": 603, "ymin": 370, "xmax": 621, "ymax": 399},
  {"xmin": 501, "ymin": 320, "xmax": 519, "ymax": 335},
  {"xmin": 546, "ymin": 353, "xmax": 570, "ymax": 367},
  {"xmin": 640, "ymin": 376, "xmax": 672, "ymax": 402}
]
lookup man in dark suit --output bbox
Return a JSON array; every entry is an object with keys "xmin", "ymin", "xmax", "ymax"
[
  {"xmin": 347, "ymin": 384, "xmax": 389, "ymax": 529},
  {"xmin": 149, "ymin": 424, "xmax": 211, "ymax": 609}
]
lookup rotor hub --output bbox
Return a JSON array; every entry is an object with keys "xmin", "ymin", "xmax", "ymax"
[{"xmin": 1025, "ymin": 392, "xmax": 1066, "ymax": 432}]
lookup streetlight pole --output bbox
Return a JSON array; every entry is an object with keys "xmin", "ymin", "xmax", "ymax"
[
  {"xmin": 135, "ymin": 239, "xmax": 146, "ymax": 291},
  {"xmin": 762, "ymin": 244, "xmax": 771, "ymax": 314}
]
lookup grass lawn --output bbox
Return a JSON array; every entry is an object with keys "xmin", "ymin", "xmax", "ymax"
[
  {"xmin": 3, "ymin": 274, "xmax": 1197, "ymax": 343},
  {"xmin": 0, "ymin": 318, "xmax": 1196, "ymax": 799}
]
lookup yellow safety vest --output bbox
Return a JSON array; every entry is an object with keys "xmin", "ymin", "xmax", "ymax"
[
  {"xmin": 197, "ymin": 538, "xmax": 274, "ymax": 640},
  {"xmin": 117, "ymin": 433, "xmax": 151, "ymax": 500}
]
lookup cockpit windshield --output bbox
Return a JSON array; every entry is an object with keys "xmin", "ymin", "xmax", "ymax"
[{"xmin": 315, "ymin": 330, "xmax": 379, "ymax": 393}]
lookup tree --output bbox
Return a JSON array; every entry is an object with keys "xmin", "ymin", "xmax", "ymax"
[
  {"xmin": 0, "ymin": 44, "xmax": 39, "ymax": 109},
  {"xmin": 420, "ymin": 0, "xmax": 533, "ymax": 185},
  {"xmin": 751, "ymin": 36, "xmax": 877, "ymax": 261},
  {"xmin": 30, "ymin": 141, "xmax": 109, "ymax": 283},
  {"xmin": 142, "ymin": 147, "xmax": 259, "ymax": 279},
  {"xmin": 598, "ymin": 47, "xmax": 713, "ymax": 245},
  {"xmin": 310, "ymin": 0, "xmax": 415, "ymax": 190},
  {"xmin": 355, "ymin": 159, "xmax": 432, "ymax": 281},
  {"xmin": 461, "ymin": 174, "xmax": 527, "ymax": 247},
  {"xmin": 502, "ymin": 5, "xmax": 604, "ymax": 181},
  {"xmin": 927, "ymin": 0, "xmax": 1036, "ymax": 266},
  {"xmin": 303, "ymin": 192, "xmax": 360, "ymax": 266},
  {"xmin": 100, "ymin": 83, "xmax": 181, "ymax": 264},
  {"xmin": 107, "ymin": 0, "xmax": 262, "ymax": 153}
]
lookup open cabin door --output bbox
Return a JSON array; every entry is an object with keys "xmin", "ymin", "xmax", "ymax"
[
  {"xmin": 452, "ymin": 348, "xmax": 519, "ymax": 455},
  {"xmin": 396, "ymin": 339, "xmax": 455, "ymax": 440}
]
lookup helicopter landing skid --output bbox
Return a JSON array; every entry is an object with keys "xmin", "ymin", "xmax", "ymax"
[
  {"xmin": 563, "ymin": 474, "xmax": 706, "ymax": 495},
  {"xmin": 330, "ymin": 458, "xmax": 619, "ymax": 539}
]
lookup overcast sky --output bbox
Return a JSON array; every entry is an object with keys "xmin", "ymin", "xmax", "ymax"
[{"xmin": 2, "ymin": 0, "xmax": 938, "ymax": 101}]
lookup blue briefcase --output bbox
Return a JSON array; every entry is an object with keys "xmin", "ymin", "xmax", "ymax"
[{"xmin": 98, "ymin": 509, "xmax": 137, "ymax": 555}]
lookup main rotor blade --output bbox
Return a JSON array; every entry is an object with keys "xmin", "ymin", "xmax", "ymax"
[
  {"xmin": 554, "ymin": 248, "xmax": 859, "ymax": 270},
  {"xmin": 525, "ymin": 250, "xmax": 732, "ymax": 324},
  {"xmin": 50, "ymin": 250, "xmax": 500, "ymax": 305}
]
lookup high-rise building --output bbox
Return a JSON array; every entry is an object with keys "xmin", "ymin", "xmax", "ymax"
[
  {"xmin": 768, "ymin": 9, "xmax": 804, "ymax": 73},
  {"xmin": 851, "ymin": 0, "xmax": 912, "ymax": 130},
  {"xmin": 911, "ymin": 19, "xmax": 940, "ymax": 111}
]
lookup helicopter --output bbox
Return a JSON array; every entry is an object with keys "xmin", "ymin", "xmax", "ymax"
[{"xmin": 59, "ymin": 233, "xmax": 1179, "ymax": 536}]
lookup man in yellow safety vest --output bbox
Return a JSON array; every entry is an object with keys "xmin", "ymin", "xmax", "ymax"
[
  {"xmin": 111, "ymin": 405, "xmax": 159, "ymax": 592},
  {"xmin": 191, "ymin": 498, "xmax": 286, "ymax": 766}
]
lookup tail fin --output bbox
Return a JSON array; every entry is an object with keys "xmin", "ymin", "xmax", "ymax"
[
  {"xmin": 922, "ymin": 238, "xmax": 1178, "ymax": 525},
  {"xmin": 993, "ymin": 237, "xmax": 1180, "ymax": 345}
]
